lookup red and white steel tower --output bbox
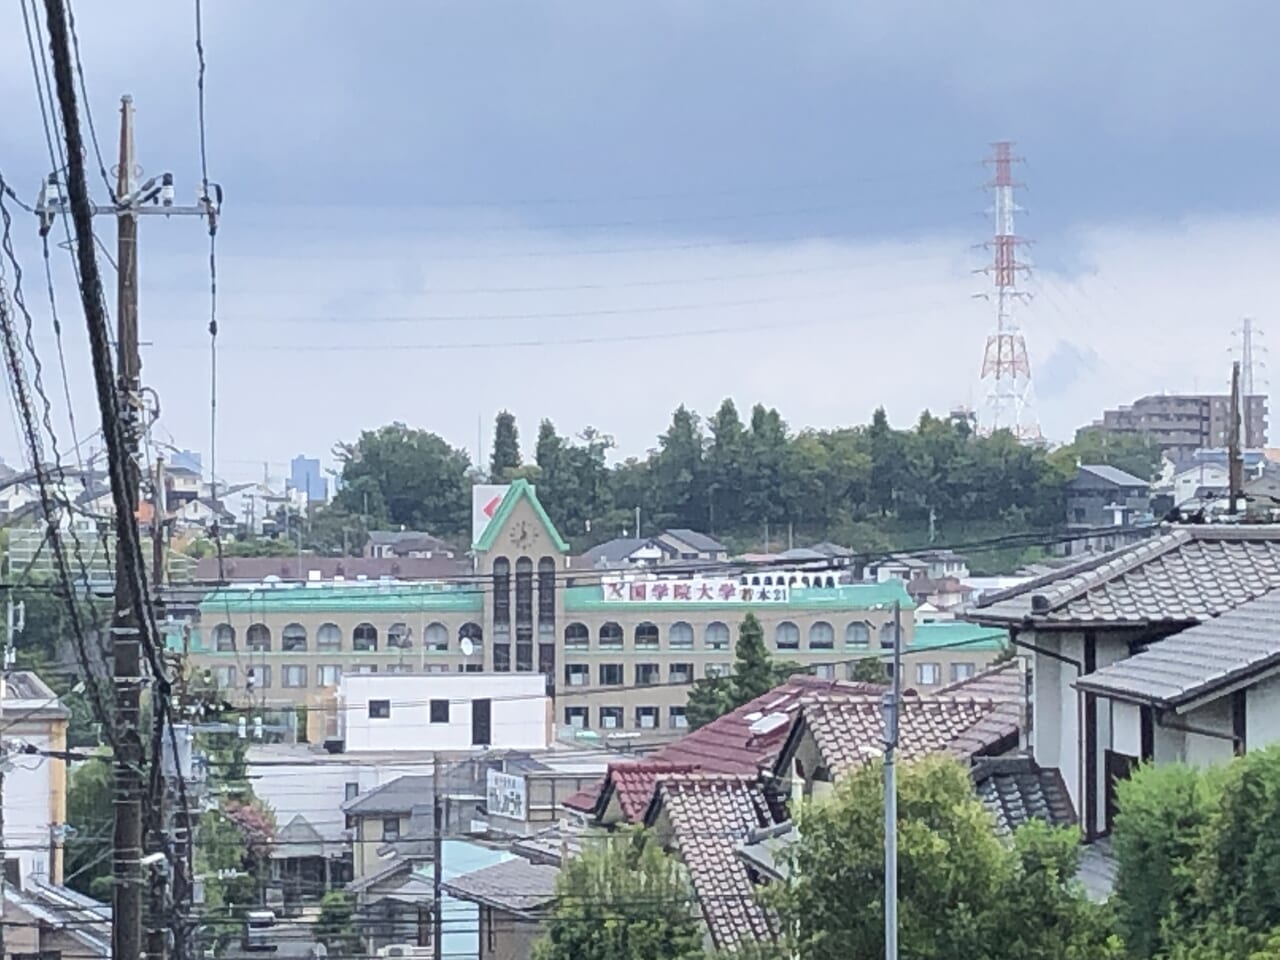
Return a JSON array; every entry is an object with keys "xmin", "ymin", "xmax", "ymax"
[{"xmin": 978, "ymin": 141, "xmax": 1041, "ymax": 441}]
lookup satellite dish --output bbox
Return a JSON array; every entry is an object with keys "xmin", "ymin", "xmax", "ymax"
[{"xmin": 460, "ymin": 637, "xmax": 475, "ymax": 657}]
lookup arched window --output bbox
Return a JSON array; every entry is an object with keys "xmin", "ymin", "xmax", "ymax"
[
  {"xmin": 809, "ymin": 621, "xmax": 835, "ymax": 650},
  {"xmin": 704, "ymin": 621, "xmax": 730, "ymax": 651},
  {"xmin": 317, "ymin": 622, "xmax": 342, "ymax": 652},
  {"xmin": 246, "ymin": 623, "xmax": 271, "ymax": 652},
  {"xmin": 538, "ymin": 556, "xmax": 556, "ymax": 632},
  {"xmin": 669, "ymin": 621, "xmax": 694, "ymax": 650},
  {"xmin": 389, "ymin": 622, "xmax": 412, "ymax": 649},
  {"xmin": 564, "ymin": 622, "xmax": 589, "ymax": 650},
  {"xmin": 492, "ymin": 557, "xmax": 511, "ymax": 628},
  {"xmin": 844, "ymin": 622, "xmax": 870, "ymax": 649},
  {"xmin": 599, "ymin": 622, "xmax": 623, "ymax": 650},
  {"xmin": 212, "ymin": 623, "xmax": 235, "ymax": 653},
  {"xmin": 515, "ymin": 557, "xmax": 534, "ymax": 625},
  {"xmin": 282, "ymin": 623, "xmax": 307, "ymax": 652},
  {"xmin": 424, "ymin": 622, "xmax": 449, "ymax": 651},
  {"xmin": 353, "ymin": 622, "xmax": 378, "ymax": 652},
  {"xmin": 775, "ymin": 621, "xmax": 800, "ymax": 650},
  {"xmin": 634, "ymin": 622, "xmax": 660, "ymax": 650},
  {"xmin": 459, "ymin": 622, "xmax": 483, "ymax": 653},
  {"xmin": 879, "ymin": 621, "xmax": 899, "ymax": 650}
]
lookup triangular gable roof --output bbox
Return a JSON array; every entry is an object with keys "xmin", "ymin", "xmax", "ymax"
[{"xmin": 472, "ymin": 478, "xmax": 569, "ymax": 553}]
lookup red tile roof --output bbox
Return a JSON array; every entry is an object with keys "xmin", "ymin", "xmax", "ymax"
[{"xmin": 563, "ymin": 675, "xmax": 884, "ymax": 820}]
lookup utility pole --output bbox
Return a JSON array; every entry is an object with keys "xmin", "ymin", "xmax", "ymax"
[
  {"xmin": 882, "ymin": 600, "xmax": 903, "ymax": 960},
  {"xmin": 152, "ymin": 453, "xmax": 167, "ymax": 587},
  {"xmin": 1229, "ymin": 361, "xmax": 1243, "ymax": 516},
  {"xmin": 432, "ymin": 753, "xmax": 443, "ymax": 960}
]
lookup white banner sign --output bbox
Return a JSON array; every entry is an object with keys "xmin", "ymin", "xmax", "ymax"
[
  {"xmin": 486, "ymin": 770, "xmax": 527, "ymax": 821},
  {"xmin": 602, "ymin": 578, "xmax": 789, "ymax": 604},
  {"xmin": 472, "ymin": 484, "xmax": 510, "ymax": 545}
]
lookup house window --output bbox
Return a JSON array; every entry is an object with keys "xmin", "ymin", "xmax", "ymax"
[
  {"xmin": 669, "ymin": 706, "xmax": 688, "ymax": 730},
  {"xmin": 386, "ymin": 664, "xmax": 412, "ymax": 675},
  {"xmin": 247, "ymin": 623, "xmax": 272, "ymax": 652},
  {"xmin": 430, "ymin": 699, "xmax": 450, "ymax": 724},
  {"xmin": 212, "ymin": 623, "xmax": 235, "ymax": 652},
  {"xmin": 318, "ymin": 665, "xmax": 341, "ymax": 687},
  {"xmin": 1074, "ymin": 507, "xmax": 1087, "ymax": 523},
  {"xmin": 212, "ymin": 665, "xmax": 236, "ymax": 690},
  {"xmin": 564, "ymin": 622, "xmax": 589, "ymax": 650},
  {"xmin": 565, "ymin": 706, "xmax": 589, "ymax": 729},
  {"xmin": 775, "ymin": 621, "xmax": 800, "ymax": 650},
  {"xmin": 600, "ymin": 664, "xmax": 624, "ymax": 686},
  {"xmin": 282, "ymin": 623, "xmax": 308, "ymax": 652},
  {"xmin": 382, "ymin": 817, "xmax": 400, "ymax": 842},
  {"xmin": 880, "ymin": 622, "xmax": 899, "ymax": 650},
  {"xmin": 459, "ymin": 622, "xmax": 483, "ymax": 656},
  {"xmin": 248, "ymin": 666, "xmax": 271, "ymax": 690},
  {"xmin": 369, "ymin": 699, "xmax": 391, "ymax": 719},
  {"xmin": 516, "ymin": 633, "xmax": 534, "ymax": 671},
  {"xmin": 813, "ymin": 663, "xmax": 835, "ymax": 680},
  {"xmin": 565, "ymin": 664, "xmax": 590, "ymax": 687},
  {"xmin": 282, "ymin": 665, "xmax": 307, "ymax": 688},
  {"xmin": 705, "ymin": 621, "xmax": 730, "ymax": 651},
  {"xmin": 636, "ymin": 706, "xmax": 659, "ymax": 730},
  {"xmin": 636, "ymin": 663, "xmax": 660, "ymax": 686},
  {"xmin": 600, "ymin": 707, "xmax": 623, "ymax": 729},
  {"xmin": 599, "ymin": 622, "xmax": 623, "ymax": 650},
  {"xmin": 635, "ymin": 622, "xmax": 660, "ymax": 650},
  {"xmin": 461, "ymin": 663, "xmax": 483, "ymax": 674},
  {"xmin": 809, "ymin": 621, "xmax": 835, "ymax": 650},
  {"xmin": 705, "ymin": 663, "xmax": 731, "ymax": 679},
  {"xmin": 669, "ymin": 621, "xmax": 694, "ymax": 650},
  {"xmin": 353, "ymin": 622, "xmax": 378, "ymax": 652},
  {"xmin": 353, "ymin": 664, "xmax": 378, "ymax": 674},
  {"xmin": 389, "ymin": 622, "xmax": 413, "ymax": 649},
  {"xmin": 916, "ymin": 663, "xmax": 941, "ymax": 685},
  {"xmin": 317, "ymin": 622, "xmax": 342, "ymax": 652},
  {"xmin": 345, "ymin": 782, "xmax": 359, "ymax": 802},
  {"xmin": 493, "ymin": 644, "xmax": 511, "ymax": 672},
  {"xmin": 424, "ymin": 622, "xmax": 448, "ymax": 651},
  {"xmin": 845, "ymin": 622, "xmax": 870, "ymax": 648},
  {"xmin": 951, "ymin": 662, "xmax": 976, "ymax": 682},
  {"xmin": 669, "ymin": 663, "xmax": 693, "ymax": 685}
]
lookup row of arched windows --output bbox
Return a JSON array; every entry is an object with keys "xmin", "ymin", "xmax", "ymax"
[
  {"xmin": 557, "ymin": 619, "xmax": 890, "ymax": 651},
  {"xmin": 492, "ymin": 556, "xmax": 557, "ymax": 629},
  {"xmin": 210, "ymin": 621, "xmax": 484, "ymax": 653}
]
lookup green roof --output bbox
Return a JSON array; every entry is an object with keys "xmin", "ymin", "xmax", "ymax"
[
  {"xmin": 198, "ymin": 583, "xmax": 484, "ymax": 616},
  {"xmin": 910, "ymin": 621, "xmax": 1009, "ymax": 652},
  {"xmin": 562, "ymin": 580, "xmax": 913, "ymax": 613},
  {"xmin": 472, "ymin": 479, "xmax": 570, "ymax": 553}
]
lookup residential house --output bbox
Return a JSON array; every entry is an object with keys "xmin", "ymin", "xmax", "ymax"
[
  {"xmin": 442, "ymin": 858, "xmax": 559, "ymax": 960},
  {"xmin": 172, "ymin": 497, "xmax": 236, "ymax": 536},
  {"xmin": 905, "ymin": 576, "xmax": 979, "ymax": 615},
  {"xmin": 1, "ymin": 672, "xmax": 69, "ymax": 884},
  {"xmin": 1063, "ymin": 464, "xmax": 1152, "ymax": 555},
  {"xmin": 864, "ymin": 549, "xmax": 970, "ymax": 584},
  {"xmin": 365, "ymin": 530, "xmax": 456, "ymax": 560},
  {"xmin": 970, "ymin": 525, "xmax": 1280, "ymax": 845},
  {"xmin": 652, "ymin": 529, "xmax": 730, "ymax": 563},
  {"xmin": 3, "ymin": 878, "xmax": 111, "ymax": 960},
  {"xmin": 164, "ymin": 464, "xmax": 202, "ymax": 508},
  {"xmin": 574, "ymin": 528, "xmax": 729, "ymax": 571}
]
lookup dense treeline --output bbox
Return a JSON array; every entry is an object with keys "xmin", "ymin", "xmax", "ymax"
[{"xmin": 304, "ymin": 401, "xmax": 1162, "ymax": 567}]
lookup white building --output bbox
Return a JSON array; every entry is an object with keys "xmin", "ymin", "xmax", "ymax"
[
  {"xmin": 1, "ymin": 672, "xmax": 69, "ymax": 884},
  {"xmin": 339, "ymin": 673, "xmax": 550, "ymax": 753}
]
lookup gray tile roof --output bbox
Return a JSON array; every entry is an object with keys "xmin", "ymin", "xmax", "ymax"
[
  {"xmin": 1075, "ymin": 587, "xmax": 1280, "ymax": 707},
  {"xmin": 662, "ymin": 529, "xmax": 728, "ymax": 553},
  {"xmin": 344, "ymin": 775, "xmax": 436, "ymax": 815},
  {"xmin": 442, "ymin": 858, "xmax": 559, "ymax": 915},
  {"xmin": 1079, "ymin": 464, "xmax": 1150, "ymax": 487},
  {"xmin": 971, "ymin": 756, "xmax": 1076, "ymax": 835},
  {"xmin": 578, "ymin": 537, "xmax": 649, "ymax": 566},
  {"xmin": 972, "ymin": 526, "xmax": 1280, "ymax": 627}
]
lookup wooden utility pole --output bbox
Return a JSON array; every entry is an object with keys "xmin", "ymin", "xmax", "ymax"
[
  {"xmin": 1229, "ymin": 361, "xmax": 1243, "ymax": 516},
  {"xmin": 432, "ymin": 753, "xmax": 444, "ymax": 960},
  {"xmin": 152, "ymin": 453, "xmax": 167, "ymax": 587}
]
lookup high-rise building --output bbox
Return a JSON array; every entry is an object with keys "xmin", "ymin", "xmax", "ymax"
[
  {"xmin": 289, "ymin": 455, "xmax": 328, "ymax": 504},
  {"xmin": 1094, "ymin": 393, "xmax": 1268, "ymax": 463}
]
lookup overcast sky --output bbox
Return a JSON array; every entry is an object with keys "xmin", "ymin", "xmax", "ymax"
[{"xmin": 1, "ymin": 1, "xmax": 1278, "ymax": 486}]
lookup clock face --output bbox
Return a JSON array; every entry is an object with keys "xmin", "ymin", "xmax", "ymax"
[{"xmin": 509, "ymin": 520, "xmax": 540, "ymax": 549}]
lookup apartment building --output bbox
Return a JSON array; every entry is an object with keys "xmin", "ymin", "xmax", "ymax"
[
  {"xmin": 1096, "ymin": 392, "xmax": 1268, "ymax": 462},
  {"xmin": 185, "ymin": 481, "xmax": 999, "ymax": 734}
]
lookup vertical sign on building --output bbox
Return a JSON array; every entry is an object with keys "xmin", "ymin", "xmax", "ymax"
[
  {"xmin": 472, "ymin": 484, "xmax": 511, "ymax": 545},
  {"xmin": 486, "ymin": 770, "xmax": 528, "ymax": 821}
]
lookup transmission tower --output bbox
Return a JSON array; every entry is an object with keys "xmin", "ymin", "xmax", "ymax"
[
  {"xmin": 977, "ymin": 141, "xmax": 1041, "ymax": 441},
  {"xmin": 1234, "ymin": 317, "xmax": 1266, "ymax": 399}
]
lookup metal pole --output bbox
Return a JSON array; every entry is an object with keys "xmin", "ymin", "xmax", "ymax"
[
  {"xmin": 152, "ymin": 454, "xmax": 166, "ymax": 587},
  {"xmin": 1229, "ymin": 361, "xmax": 1243, "ymax": 515},
  {"xmin": 432, "ymin": 753, "xmax": 443, "ymax": 960},
  {"xmin": 882, "ymin": 600, "xmax": 902, "ymax": 960}
]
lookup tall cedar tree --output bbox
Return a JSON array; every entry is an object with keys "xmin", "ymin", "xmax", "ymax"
[
  {"xmin": 686, "ymin": 613, "xmax": 795, "ymax": 728},
  {"xmin": 490, "ymin": 409, "xmax": 521, "ymax": 480}
]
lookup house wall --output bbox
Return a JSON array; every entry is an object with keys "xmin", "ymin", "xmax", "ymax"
[
  {"xmin": 341, "ymin": 674, "xmax": 548, "ymax": 752},
  {"xmin": 479, "ymin": 905, "xmax": 545, "ymax": 960},
  {"xmin": 1247, "ymin": 674, "xmax": 1280, "ymax": 750},
  {"xmin": 1180, "ymin": 698, "xmax": 1235, "ymax": 768},
  {"xmin": 2, "ymin": 721, "xmax": 64, "ymax": 883}
]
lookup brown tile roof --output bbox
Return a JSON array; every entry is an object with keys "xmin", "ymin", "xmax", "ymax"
[
  {"xmin": 645, "ymin": 774, "xmax": 783, "ymax": 951},
  {"xmin": 971, "ymin": 526, "xmax": 1280, "ymax": 627},
  {"xmin": 598, "ymin": 762, "xmax": 698, "ymax": 822},
  {"xmin": 563, "ymin": 675, "xmax": 884, "ymax": 820}
]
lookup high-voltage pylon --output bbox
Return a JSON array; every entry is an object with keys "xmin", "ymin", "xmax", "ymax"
[{"xmin": 978, "ymin": 141, "xmax": 1041, "ymax": 441}]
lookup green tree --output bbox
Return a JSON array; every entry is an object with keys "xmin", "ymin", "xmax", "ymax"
[
  {"xmin": 1052, "ymin": 426, "xmax": 1165, "ymax": 484},
  {"xmin": 686, "ymin": 613, "xmax": 798, "ymax": 728},
  {"xmin": 332, "ymin": 423, "xmax": 471, "ymax": 537},
  {"xmin": 773, "ymin": 755, "xmax": 1119, "ymax": 960},
  {"xmin": 847, "ymin": 656, "xmax": 889, "ymax": 683},
  {"xmin": 533, "ymin": 828, "xmax": 704, "ymax": 960},
  {"xmin": 490, "ymin": 410, "xmax": 522, "ymax": 481},
  {"xmin": 315, "ymin": 890, "xmax": 361, "ymax": 955},
  {"xmin": 652, "ymin": 405, "xmax": 706, "ymax": 529},
  {"xmin": 65, "ymin": 756, "xmax": 113, "ymax": 900}
]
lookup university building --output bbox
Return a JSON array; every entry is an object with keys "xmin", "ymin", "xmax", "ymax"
[{"xmin": 184, "ymin": 481, "xmax": 1002, "ymax": 735}]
